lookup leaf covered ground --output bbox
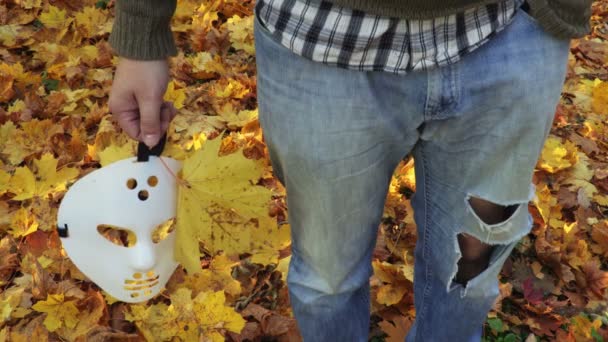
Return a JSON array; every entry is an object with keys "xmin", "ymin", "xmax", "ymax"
[{"xmin": 0, "ymin": 0, "xmax": 607, "ymax": 341}]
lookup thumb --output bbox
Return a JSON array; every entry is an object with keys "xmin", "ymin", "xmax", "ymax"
[{"xmin": 139, "ymin": 98, "xmax": 163, "ymax": 148}]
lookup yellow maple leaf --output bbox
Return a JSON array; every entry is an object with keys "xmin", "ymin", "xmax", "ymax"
[
  {"xmin": 179, "ymin": 253, "xmax": 241, "ymax": 297},
  {"xmin": 567, "ymin": 239, "xmax": 592, "ymax": 269},
  {"xmin": 8, "ymin": 153, "xmax": 78, "ymax": 201},
  {"xmin": 171, "ymin": 109, "xmax": 218, "ymax": 141},
  {"xmin": 9, "ymin": 207, "xmax": 39, "ymax": 238},
  {"xmin": 225, "ymin": 15, "xmax": 255, "ymax": 55},
  {"xmin": 18, "ymin": 0, "xmax": 42, "ymax": 8},
  {"xmin": 55, "ymin": 293, "xmax": 105, "ymax": 341},
  {"xmin": 164, "ymin": 80, "xmax": 186, "ymax": 109},
  {"xmin": 372, "ymin": 260, "xmax": 413, "ymax": 306},
  {"xmin": 2, "ymin": 119, "xmax": 63, "ymax": 166},
  {"xmin": 39, "ymin": 6, "xmax": 71, "ymax": 30},
  {"xmin": 1, "ymin": 287, "xmax": 30, "ymax": 324},
  {"xmin": 31, "ymin": 42, "xmax": 71, "ymax": 67},
  {"xmin": 60, "ymin": 46, "xmax": 98, "ymax": 69},
  {"xmin": 249, "ymin": 222, "xmax": 291, "ymax": 265},
  {"xmin": 570, "ymin": 314, "xmax": 602, "ymax": 341},
  {"xmin": 192, "ymin": 290, "xmax": 245, "ymax": 336},
  {"xmin": 276, "ymin": 255, "xmax": 291, "ymax": 280},
  {"xmin": 175, "ymin": 135, "xmax": 274, "ymax": 273},
  {"xmin": 0, "ymin": 202, "xmax": 10, "ymax": 233},
  {"xmin": 126, "ymin": 288, "xmax": 244, "ymax": 341},
  {"xmin": 8, "ymin": 100, "xmax": 26, "ymax": 114},
  {"xmin": 0, "ymin": 73, "xmax": 15, "ymax": 104},
  {"xmin": 0, "ymin": 121, "xmax": 16, "ymax": 151},
  {"xmin": 97, "ymin": 143, "xmax": 135, "ymax": 166},
  {"xmin": 74, "ymin": 6, "xmax": 111, "ymax": 38},
  {"xmin": 0, "ymin": 25, "xmax": 21, "ymax": 48},
  {"xmin": 2, "ymin": 63, "xmax": 40, "ymax": 90},
  {"xmin": 30, "ymin": 197, "xmax": 59, "ymax": 233},
  {"xmin": 564, "ymin": 152, "xmax": 598, "ymax": 204},
  {"xmin": 173, "ymin": 0, "xmax": 199, "ymax": 22},
  {"xmin": 0, "ymin": 169, "xmax": 9, "ymax": 195},
  {"xmin": 592, "ymin": 79, "xmax": 608, "ymax": 115},
  {"xmin": 32, "ymin": 294, "xmax": 79, "ymax": 332},
  {"xmin": 214, "ymin": 78, "xmax": 249, "ymax": 99},
  {"xmin": 533, "ymin": 184, "xmax": 564, "ymax": 227},
  {"xmin": 187, "ymin": 51, "xmax": 226, "ymax": 76},
  {"xmin": 192, "ymin": 2, "xmax": 219, "ymax": 31},
  {"xmin": 126, "ymin": 302, "xmax": 177, "ymax": 341},
  {"xmin": 217, "ymin": 103, "xmax": 258, "ymax": 129},
  {"xmin": 538, "ymin": 135, "xmax": 578, "ymax": 173}
]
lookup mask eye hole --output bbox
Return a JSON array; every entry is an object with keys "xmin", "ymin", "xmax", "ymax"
[
  {"xmin": 147, "ymin": 176, "xmax": 158, "ymax": 187},
  {"xmin": 126, "ymin": 178, "xmax": 137, "ymax": 190},
  {"xmin": 152, "ymin": 218, "xmax": 176, "ymax": 244},
  {"xmin": 97, "ymin": 224, "xmax": 137, "ymax": 247}
]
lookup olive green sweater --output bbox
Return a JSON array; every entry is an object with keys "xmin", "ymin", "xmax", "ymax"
[{"xmin": 109, "ymin": 0, "xmax": 592, "ymax": 60}]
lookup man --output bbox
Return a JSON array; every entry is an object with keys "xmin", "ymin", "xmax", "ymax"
[{"xmin": 108, "ymin": 0, "xmax": 591, "ymax": 340}]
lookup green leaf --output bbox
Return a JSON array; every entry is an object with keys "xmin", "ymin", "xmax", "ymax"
[
  {"xmin": 32, "ymin": 19, "xmax": 43, "ymax": 29},
  {"xmin": 488, "ymin": 318, "xmax": 504, "ymax": 333},
  {"xmin": 42, "ymin": 77, "xmax": 59, "ymax": 92},
  {"xmin": 95, "ymin": 0, "xmax": 108, "ymax": 9},
  {"xmin": 592, "ymin": 328, "xmax": 604, "ymax": 342},
  {"xmin": 504, "ymin": 333, "xmax": 519, "ymax": 342}
]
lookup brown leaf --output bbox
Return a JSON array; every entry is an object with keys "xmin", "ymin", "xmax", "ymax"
[
  {"xmin": 568, "ymin": 132, "xmax": 600, "ymax": 156},
  {"xmin": 563, "ymin": 290, "xmax": 587, "ymax": 309},
  {"xmin": 378, "ymin": 315, "xmax": 412, "ymax": 342},
  {"xmin": 0, "ymin": 236, "xmax": 18, "ymax": 284},
  {"xmin": 240, "ymin": 303, "xmax": 301, "ymax": 340},
  {"xmin": 580, "ymin": 260, "xmax": 608, "ymax": 299}
]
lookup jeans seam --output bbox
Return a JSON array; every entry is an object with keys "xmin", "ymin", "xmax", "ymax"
[{"xmin": 418, "ymin": 147, "xmax": 433, "ymax": 341}]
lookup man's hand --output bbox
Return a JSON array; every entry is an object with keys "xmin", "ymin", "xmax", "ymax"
[{"xmin": 109, "ymin": 58, "xmax": 177, "ymax": 148}]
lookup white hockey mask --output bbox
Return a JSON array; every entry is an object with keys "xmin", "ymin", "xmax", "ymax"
[{"xmin": 57, "ymin": 156, "xmax": 182, "ymax": 303}]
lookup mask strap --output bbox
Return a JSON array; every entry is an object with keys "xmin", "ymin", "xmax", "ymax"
[
  {"xmin": 137, "ymin": 133, "xmax": 167, "ymax": 162},
  {"xmin": 57, "ymin": 223, "xmax": 69, "ymax": 237}
]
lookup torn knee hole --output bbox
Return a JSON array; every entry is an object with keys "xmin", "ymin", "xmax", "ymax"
[
  {"xmin": 452, "ymin": 196, "xmax": 528, "ymax": 288},
  {"xmin": 453, "ymin": 257, "xmax": 490, "ymax": 286},
  {"xmin": 453, "ymin": 233, "xmax": 495, "ymax": 285},
  {"xmin": 467, "ymin": 197, "xmax": 518, "ymax": 225}
]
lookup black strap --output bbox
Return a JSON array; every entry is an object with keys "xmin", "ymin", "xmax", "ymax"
[
  {"xmin": 137, "ymin": 133, "xmax": 167, "ymax": 162},
  {"xmin": 521, "ymin": 1, "xmax": 530, "ymax": 13},
  {"xmin": 57, "ymin": 224, "xmax": 69, "ymax": 238}
]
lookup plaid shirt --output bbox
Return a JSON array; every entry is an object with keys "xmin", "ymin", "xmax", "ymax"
[{"xmin": 254, "ymin": 0, "xmax": 522, "ymax": 74}]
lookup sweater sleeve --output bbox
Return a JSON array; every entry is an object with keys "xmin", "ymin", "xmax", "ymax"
[
  {"xmin": 527, "ymin": 0, "xmax": 592, "ymax": 39},
  {"xmin": 108, "ymin": 0, "xmax": 178, "ymax": 60}
]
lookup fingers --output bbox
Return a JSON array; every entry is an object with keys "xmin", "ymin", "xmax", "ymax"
[
  {"xmin": 109, "ymin": 58, "xmax": 171, "ymax": 148},
  {"xmin": 160, "ymin": 102, "xmax": 176, "ymax": 134},
  {"xmin": 139, "ymin": 96, "xmax": 163, "ymax": 148},
  {"xmin": 112, "ymin": 109, "xmax": 141, "ymax": 141},
  {"xmin": 110, "ymin": 101, "xmax": 177, "ymax": 149}
]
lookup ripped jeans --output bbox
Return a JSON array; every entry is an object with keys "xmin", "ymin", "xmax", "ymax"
[{"xmin": 254, "ymin": 7, "xmax": 570, "ymax": 342}]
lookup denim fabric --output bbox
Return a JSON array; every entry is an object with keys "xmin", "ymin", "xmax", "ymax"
[{"xmin": 254, "ymin": 7, "xmax": 570, "ymax": 342}]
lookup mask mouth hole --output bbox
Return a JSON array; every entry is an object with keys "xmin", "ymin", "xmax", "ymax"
[
  {"xmin": 124, "ymin": 281, "xmax": 160, "ymax": 291},
  {"xmin": 125, "ymin": 275, "xmax": 160, "ymax": 285},
  {"xmin": 97, "ymin": 224, "xmax": 137, "ymax": 247},
  {"xmin": 124, "ymin": 277, "xmax": 160, "ymax": 291},
  {"xmin": 152, "ymin": 218, "xmax": 176, "ymax": 243},
  {"xmin": 138, "ymin": 190, "xmax": 149, "ymax": 201}
]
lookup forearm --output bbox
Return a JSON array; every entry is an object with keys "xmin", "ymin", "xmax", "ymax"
[{"xmin": 109, "ymin": 0, "xmax": 178, "ymax": 60}]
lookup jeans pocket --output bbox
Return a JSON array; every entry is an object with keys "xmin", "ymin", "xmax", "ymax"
[
  {"xmin": 254, "ymin": 5, "xmax": 272, "ymax": 34},
  {"xmin": 517, "ymin": 6, "xmax": 540, "ymax": 25}
]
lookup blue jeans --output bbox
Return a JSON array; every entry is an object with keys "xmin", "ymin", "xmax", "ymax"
[{"xmin": 254, "ymin": 7, "xmax": 569, "ymax": 342}]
